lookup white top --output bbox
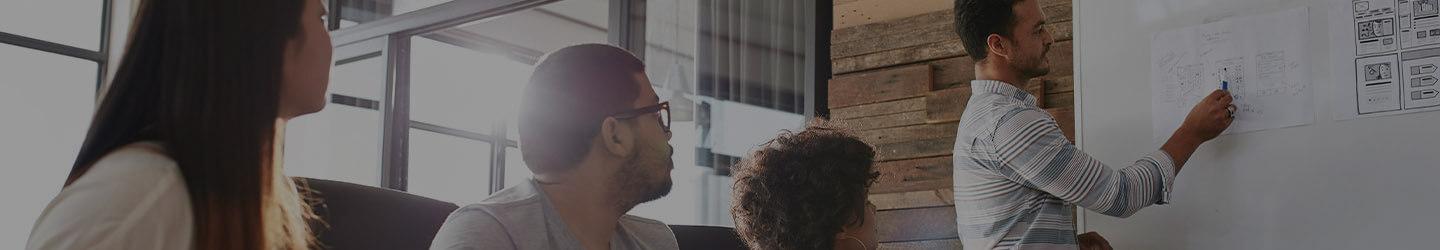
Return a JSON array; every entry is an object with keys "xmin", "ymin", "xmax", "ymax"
[{"xmin": 27, "ymin": 142, "xmax": 193, "ymax": 250}]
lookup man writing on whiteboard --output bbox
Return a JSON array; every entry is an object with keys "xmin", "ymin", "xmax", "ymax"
[{"xmin": 949, "ymin": 0, "xmax": 1235, "ymax": 249}]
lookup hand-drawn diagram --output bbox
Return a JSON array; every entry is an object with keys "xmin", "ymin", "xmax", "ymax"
[
  {"xmin": 1151, "ymin": 7, "xmax": 1313, "ymax": 141},
  {"xmin": 1355, "ymin": 0, "xmax": 1400, "ymax": 55},
  {"xmin": 1216, "ymin": 57, "xmax": 1264, "ymax": 117},
  {"xmin": 1400, "ymin": 0, "xmax": 1440, "ymax": 49},
  {"xmin": 1344, "ymin": 0, "xmax": 1440, "ymax": 117},
  {"xmin": 1158, "ymin": 62, "xmax": 1206, "ymax": 108},
  {"xmin": 1399, "ymin": 48, "xmax": 1440, "ymax": 108},
  {"xmin": 1255, "ymin": 51, "xmax": 1306, "ymax": 95},
  {"xmin": 1356, "ymin": 54, "xmax": 1403, "ymax": 113}
]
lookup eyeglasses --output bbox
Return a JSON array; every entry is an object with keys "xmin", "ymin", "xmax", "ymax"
[{"xmin": 611, "ymin": 101, "xmax": 671, "ymax": 133}]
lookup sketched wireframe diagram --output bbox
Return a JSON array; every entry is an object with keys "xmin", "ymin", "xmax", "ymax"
[{"xmin": 1150, "ymin": 7, "xmax": 1313, "ymax": 140}]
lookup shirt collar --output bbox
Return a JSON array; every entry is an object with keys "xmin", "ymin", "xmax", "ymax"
[{"xmin": 971, "ymin": 79, "xmax": 1039, "ymax": 106}]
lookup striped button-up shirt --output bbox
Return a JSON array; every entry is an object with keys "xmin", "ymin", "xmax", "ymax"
[{"xmin": 952, "ymin": 80, "xmax": 1178, "ymax": 250}]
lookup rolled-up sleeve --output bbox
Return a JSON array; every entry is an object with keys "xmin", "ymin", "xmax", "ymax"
[{"xmin": 979, "ymin": 108, "xmax": 1178, "ymax": 218}]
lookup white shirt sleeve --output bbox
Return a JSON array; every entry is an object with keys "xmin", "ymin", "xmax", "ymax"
[{"xmin": 27, "ymin": 145, "xmax": 193, "ymax": 250}]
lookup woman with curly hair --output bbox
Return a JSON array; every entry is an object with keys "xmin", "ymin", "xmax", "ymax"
[{"xmin": 730, "ymin": 121, "xmax": 880, "ymax": 250}]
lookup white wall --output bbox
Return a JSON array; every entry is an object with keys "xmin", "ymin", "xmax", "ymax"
[{"xmin": 1077, "ymin": 0, "xmax": 1440, "ymax": 249}]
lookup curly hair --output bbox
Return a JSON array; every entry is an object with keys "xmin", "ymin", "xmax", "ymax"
[{"xmin": 730, "ymin": 120, "xmax": 879, "ymax": 250}]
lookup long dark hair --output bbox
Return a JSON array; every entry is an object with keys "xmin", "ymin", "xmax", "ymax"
[{"xmin": 68, "ymin": 0, "xmax": 314, "ymax": 249}]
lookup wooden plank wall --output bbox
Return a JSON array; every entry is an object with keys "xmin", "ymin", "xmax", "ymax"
[{"xmin": 828, "ymin": 1, "xmax": 1075, "ymax": 249}]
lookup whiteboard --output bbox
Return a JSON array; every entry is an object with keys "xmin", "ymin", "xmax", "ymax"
[{"xmin": 1076, "ymin": 0, "xmax": 1440, "ymax": 249}]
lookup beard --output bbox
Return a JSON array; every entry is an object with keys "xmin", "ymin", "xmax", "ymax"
[
  {"xmin": 1016, "ymin": 46, "xmax": 1052, "ymax": 78},
  {"xmin": 611, "ymin": 138, "xmax": 674, "ymax": 211}
]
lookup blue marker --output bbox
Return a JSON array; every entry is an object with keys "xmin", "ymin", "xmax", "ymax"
[{"xmin": 1222, "ymin": 68, "xmax": 1230, "ymax": 91}]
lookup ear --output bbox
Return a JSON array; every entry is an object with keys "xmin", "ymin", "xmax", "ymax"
[
  {"xmin": 834, "ymin": 222, "xmax": 858, "ymax": 240},
  {"xmin": 833, "ymin": 230, "xmax": 857, "ymax": 250},
  {"xmin": 985, "ymin": 33, "xmax": 1011, "ymax": 61},
  {"xmin": 598, "ymin": 117, "xmax": 636, "ymax": 157}
]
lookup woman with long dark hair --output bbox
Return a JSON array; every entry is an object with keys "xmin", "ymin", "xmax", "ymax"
[{"xmin": 26, "ymin": 0, "xmax": 332, "ymax": 249}]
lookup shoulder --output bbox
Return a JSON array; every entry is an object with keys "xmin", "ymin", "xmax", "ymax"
[
  {"xmin": 85, "ymin": 142, "xmax": 182, "ymax": 182},
  {"xmin": 993, "ymin": 105, "xmax": 1054, "ymax": 128},
  {"xmin": 28, "ymin": 143, "xmax": 193, "ymax": 249},
  {"xmin": 440, "ymin": 203, "xmax": 509, "ymax": 228},
  {"xmin": 619, "ymin": 214, "xmax": 669, "ymax": 229},
  {"xmin": 457, "ymin": 182, "xmax": 549, "ymax": 223},
  {"xmin": 619, "ymin": 215, "xmax": 678, "ymax": 246},
  {"xmin": 431, "ymin": 204, "xmax": 513, "ymax": 249},
  {"xmin": 966, "ymin": 97, "xmax": 1052, "ymax": 135},
  {"xmin": 431, "ymin": 188, "xmax": 545, "ymax": 250},
  {"xmin": 434, "ymin": 183, "xmax": 546, "ymax": 232}
]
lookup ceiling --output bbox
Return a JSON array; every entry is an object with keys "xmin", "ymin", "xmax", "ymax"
[{"xmin": 442, "ymin": 0, "xmax": 697, "ymax": 64}]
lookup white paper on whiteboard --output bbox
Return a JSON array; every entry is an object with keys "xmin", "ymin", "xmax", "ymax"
[
  {"xmin": 1331, "ymin": 0, "xmax": 1440, "ymax": 120},
  {"xmin": 1150, "ymin": 7, "xmax": 1314, "ymax": 142}
]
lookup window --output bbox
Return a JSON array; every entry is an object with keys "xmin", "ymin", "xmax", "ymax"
[
  {"xmin": 504, "ymin": 147, "xmax": 530, "ymax": 186},
  {"xmin": 0, "ymin": 0, "xmax": 106, "ymax": 50},
  {"xmin": 284, "ymin": 50, "xmax": 388, "ymax": 186},
  {"xmin": 629, "ymin": 0, "xmax": 821, "ymax": 227},
  {"xmin": 409, "ymin": 36, "xmax": 530, "ymax": 134},
  {"xmin": 406, "ymin": 129, "xmax": 492, "ymax": 205},
  {"xmin": 332, "ymin": 0, "xmax": 455, "ymax": 29},
  {"xmin": 1, "ymin": 0, "xmax": 116, "ymax": 247},
  {"xmin": 398, "ymin": 0, "xmax": 606, "ymax": 204},
  {"xmin": 296, "ymin": 0, "xmax": 823, "ymax": 229},
  {"xmin": 0, "ymin": 42, "xmax": 100, "ymax": 249}
]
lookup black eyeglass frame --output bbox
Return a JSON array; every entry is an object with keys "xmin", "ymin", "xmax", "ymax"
[{"xmin": 611, "ymin": 101, "xmax": 671, "ymax": 133}]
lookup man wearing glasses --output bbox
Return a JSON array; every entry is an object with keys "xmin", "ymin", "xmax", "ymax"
[{"xmin": 431, "ymin": 44, "xmax": 679, "ymax": 250}]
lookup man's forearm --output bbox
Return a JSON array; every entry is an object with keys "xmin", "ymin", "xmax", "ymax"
[{"xmin": 1160, "ymin": 131, "xmax": 1203, "ymax": 173}]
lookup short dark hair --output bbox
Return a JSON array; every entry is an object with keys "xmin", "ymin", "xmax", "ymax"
[
  {"xmin": 954, "ymin": 0, "xmax": 1023, "ymax": 61},
  {"xmin": 518, "ymin": 44, "xmax": 645, "ymax": 174},
  {"xmin": 730, "ymin": 121, "xmax": 879, "ymax": 250}
]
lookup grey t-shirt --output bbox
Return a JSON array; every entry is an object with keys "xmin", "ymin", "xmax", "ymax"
[{"xmin": 429, "ymin": 179, "xmax": 679, "ymax": 250}]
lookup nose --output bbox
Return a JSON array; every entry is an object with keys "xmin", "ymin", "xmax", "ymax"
[{"xmin": 1044, "ymin": 30, "xmax": 1055, "ymax": 46}]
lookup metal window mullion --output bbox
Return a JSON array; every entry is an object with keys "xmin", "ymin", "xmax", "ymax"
[
  {"xmin": 96, "ymin": 0, "xmax": 113, "ymax": 93},
  {"xmin": 406, "ymin": 120, "xmax": 506, "ymax": 194},
  {"xmin": 381, "ymin": 35, "xmax": 411, "ymax": 191},
  {"xmin": 805, "ymin": 0, "xmax": 828, "ymax": 119},
  {"xmin": 328, "ymin": 0, "xmax": 342, "ymax": 31},
  {"xmin": 489, "ymin": 121, "xmax": 507, "ymax": 193},
  {"xmin": 608, "ymin": 0, "xmax": 646, "ymax": 57},
  {"xmin": 333, "ymin": 0, "xmax": 559, "ymax": 47},
  {"xmin": 408, "ymin": 121, "xmax": 504, "ymax": 142},
  {"xmin": 0, "ymin": 32, "xmax": 105, "ymax": 62}
]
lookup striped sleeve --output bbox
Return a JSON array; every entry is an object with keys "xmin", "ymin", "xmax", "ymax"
[{"xmin": 981, "ymin": 108, "xmax": 1178, "ymax": 218}]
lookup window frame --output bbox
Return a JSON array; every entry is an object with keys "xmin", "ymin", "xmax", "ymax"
[
  {"xmin": 328, "ymin": 0, "xmax": 628, "ymax": 195},
  {"xmin": 1, "ymin": 0, "xmax": 117, "ymax": 247},
  {"xmin": 0, "ymin": 0, "xmax": 114, "ymax": 93},
  {"xmin": 321, "ymin": 1, "xmax": 830, "ymax": 225}
]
